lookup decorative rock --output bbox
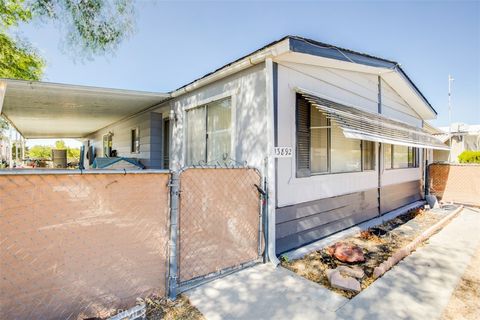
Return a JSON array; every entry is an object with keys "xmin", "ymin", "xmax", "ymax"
[
  {"xmin": 336, "ymin": 265, "xmax": 365, "ymax": 279},
  {"xmin": 328, "ymin": 242, "xmax": 365, "ymax": 263},
  {"xmin": 326, "ymin": 269, "xmax": 361, "ymax": 292},
  {"xmin": 426, "ymin": 195, "xmax": 440, "ymax": 209}
]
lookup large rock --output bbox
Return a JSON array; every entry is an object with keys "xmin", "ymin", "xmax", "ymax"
[
  {"xmin": 337, "ymin": 265, "xmax": 365, "ymax": 279},
  {"xmin": 327, "ymin": 243, "xmax": 365, "ymax": 263},
  {"xmin": 326, "ymin": 269, "xmax": 361, "ymax": 292}
]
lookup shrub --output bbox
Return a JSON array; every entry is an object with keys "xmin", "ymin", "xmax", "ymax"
[{"xmin": 458, "ymin": 150, "xmax": 480, "ymax": 163}]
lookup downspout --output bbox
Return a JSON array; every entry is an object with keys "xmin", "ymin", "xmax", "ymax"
[
  {"xmin": 265, "ymin": 57, "xmax": 280, "ymax": 266},
  {"xmin": 377, "ymin": 76, "xmax": 382, "ymax": 215}
]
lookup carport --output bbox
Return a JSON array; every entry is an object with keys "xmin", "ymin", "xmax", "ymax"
[
  {"xmin": 0, "ymin": 79, "xmax": 170, "ymax": 139},
  {"xmin": 0, "ymin": 79, "xmax": 170, "ymax": 167}
]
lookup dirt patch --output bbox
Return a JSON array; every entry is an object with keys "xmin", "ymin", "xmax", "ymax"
[
  {"xmin": 145, "ymin": 294, "xmax": 204, "ymax": 320},
  {"xmin": 441, "ymin": 246, "xmax": 480, "ymax": 320},
  {"xmin": 281, "ymin": 208, "xmax": 447, "ymax": 298}
]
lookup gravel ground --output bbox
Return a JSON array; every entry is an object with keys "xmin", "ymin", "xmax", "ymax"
[
  {"xmin": 145, "ymin": 294, "xmax": 204, "ymax": 320},
  {"xmin": 281, "ymin": 208, "xmax": 450, "ymax": 298},
  {"xmin": 441, "ymin": 244, "xmax": 480, "ymax": 320}
]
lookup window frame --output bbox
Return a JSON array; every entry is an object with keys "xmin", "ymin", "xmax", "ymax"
[
  {"xmin": 298, "ymin": 97, "xmax": 376, "ymax": 177},
  {"xmin": 130, "ymin": 127, "xmax": 140, "ymax": 154},
  {"xmin": 384, "ymin": 144, "xmax": 420, "ymax": 170},
  {"xmin": 102, "ymin": 133, "xmax": 112, "ymax": 157},
  {"xmin": 184, "ymin": 95, "xmax": 234, "ymax": 166}
]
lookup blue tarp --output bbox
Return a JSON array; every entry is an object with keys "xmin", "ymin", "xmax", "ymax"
[{"xmin": 92, "ymin": 157, "xmax": 145, "ymax": 169}]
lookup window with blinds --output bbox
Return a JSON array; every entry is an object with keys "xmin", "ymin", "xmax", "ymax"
[
  {"xmin": 186, "ymin": 97, "xmax": 232, "ymax": 165},
  {"xmin": 296, "ymin": 94, "xmax": 375, "ymax": 177}
]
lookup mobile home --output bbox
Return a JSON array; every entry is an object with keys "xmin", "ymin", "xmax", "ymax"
[{"xmin": 0, "ymin": 36, "xmax": 449, "ymax": 259}]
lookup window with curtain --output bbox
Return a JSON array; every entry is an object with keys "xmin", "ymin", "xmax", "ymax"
[
  {"xmin": 186, "ymin": 97, "xmax": 232, "ymax": 165},
  {"xmin": 296, "ymin": 94, "xmax": 374, "ymax": 176},
  {"xmin": 384, "ymin": 144, "xmax": 419, "ymax": 169}
]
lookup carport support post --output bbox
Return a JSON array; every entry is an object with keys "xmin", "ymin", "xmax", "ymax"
[{"xmin": 168, "ymin": 171, "xmax": 180, "ymax": 300}]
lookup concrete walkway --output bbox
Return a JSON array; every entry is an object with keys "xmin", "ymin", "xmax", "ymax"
[{"xmin": 186, "ymin": 207, "xmax": 480, "ymax": 320}]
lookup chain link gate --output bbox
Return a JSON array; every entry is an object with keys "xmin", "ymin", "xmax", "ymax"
[{"xmin": 168, "ymin": 167, "xmax": 264, "ymax": 295}]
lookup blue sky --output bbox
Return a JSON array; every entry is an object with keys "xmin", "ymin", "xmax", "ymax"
[{"xmin": 16, "ymin": 0, "xmax": 480, "ymax": 128}]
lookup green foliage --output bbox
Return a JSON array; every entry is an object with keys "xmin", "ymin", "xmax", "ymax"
[
  {"xmin": 0, "ymin": 0, "xmax": 31, "ymax": 28},
  {"xmin": 27, "ymin": 141, "xmax": 80, "ymax": 161},
  {"xmin": 32, "ymin": 0, "xmax": 135, "ymax": 58},
  {"xmin": 27, "ymin": 145, "xmax": 51, "ymax": 159},
  {"xmin": 0, "ymin": 33, "xmax": 45, "ymax": 80},
  {"xmin": 1, "ymin": 0, "xmax": 135, "ymax": 82},
  {"xmin": 67, "ymin": 147, "xmax": 80, "ymax": 159},
  {"xmin": 54, "ymin": 139, "xmax": 66, "ymax": 149},
  {"xmin": 458, "ymin": 150, "xmax": 480, "ymax": 164}
]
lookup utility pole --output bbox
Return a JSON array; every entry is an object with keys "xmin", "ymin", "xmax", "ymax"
[{"xmin": 448, "ymin": 74, "xmax": 454, "ymax": 162}]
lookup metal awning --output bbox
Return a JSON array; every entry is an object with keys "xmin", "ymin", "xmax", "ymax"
[
  {"xmin": 298, "ymin": 90, "xmax": 449, "ymax": 150},
  {"xmin": 0, "ymin": 79, "xmax": 170, "ymax": 138}
]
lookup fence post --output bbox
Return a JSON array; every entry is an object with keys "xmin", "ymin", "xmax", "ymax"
[
  {"xmin": 424, "ymin": 160, "xmax": 429, "ymax": 197},
  {"xmin": 168, "ymin": 171, "xmax": 180, "ymax": 300}
]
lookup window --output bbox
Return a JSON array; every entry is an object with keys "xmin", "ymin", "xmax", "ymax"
[
  {"xmin": 131, "ymin": 127, "xmax": 140, "ymax": 153},
  {"xmin": 103, "ymin": 134, "xmax": 112, "ymax": 157},
  {"xmin": 384, "ymin": 144, "xmax": 419, "ymax": 169},
  {"xmin": 186, "ymin": 97, "xmax": 232, "ymax": 165},
  {"xmin": 296, "ymin": 94, "xmax": 374, "ymax": 177},
  {"xmin": 163, "ymin": 119, "xmax": 170, "ymax": 169},
  {"xmin": 362, "ymin": 140, "xmax": 375, "ymax": 171}
]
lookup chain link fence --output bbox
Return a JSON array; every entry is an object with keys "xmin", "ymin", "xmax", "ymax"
[
  {"xmin": 177, "ymin": 167, "xmax": 263, "ymax": 286},
  {"xmin": 0, "ymin": 171, "xmax": 170, "ymax": 320},
  {"xmin": 428, "ymin": 163, "xmax": 480, "ymax": 207},
  {"xmin": 1, "ymin": 167, "xmax": 265, "ymax": 319}
]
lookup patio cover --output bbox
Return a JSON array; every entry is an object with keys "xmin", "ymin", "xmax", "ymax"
[
  {"xmin": 0, "ymin": 79, "xmax": 170, "ymax": 138},
  {"xmin": 298, "ymin": 90, "xmax": 449, "ymax": 150}
]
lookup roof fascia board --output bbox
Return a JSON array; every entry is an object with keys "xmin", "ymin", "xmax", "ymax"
[
  {"xmin": 1, "ymin": 78, "xmax": 170, "ymax": 99},
  {"xmin": 289, "ymin": 37, "xmax": 397, "ymax": 69},
  {"xmin": 170, "ymin": 38, "xmax": 290, "ymax": 98}
]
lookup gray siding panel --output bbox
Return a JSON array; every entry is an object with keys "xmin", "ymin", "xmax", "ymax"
[
  {"xmin": 275, "ymin": 189, "xmax": 379, "ymax": 254},
  {"xmin": 275, "ymin": 180, "xmax": 423, "ymax": 254},
  {"xmin": 276, "ymin": 206, "xmax": 378, "ymax": 254},
  {"xmin": 380, "ymin": 180, "xmax": 421, "ymax": 214}
]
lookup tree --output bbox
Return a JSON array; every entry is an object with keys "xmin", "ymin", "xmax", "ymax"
[
  {"xmin": 1, "ymin": 0, "xmax": 135, "ymax": 80},
  {"xmin": 1, "ymin": 0, "xmax": 44, "ymax": 80},
  {"xmin": 54, "ymin": 139, "xmax": 66, "ymax": 149},
  {"xmin": 27, "ymin": 145, "xmax": 51, "ymax": 159}
]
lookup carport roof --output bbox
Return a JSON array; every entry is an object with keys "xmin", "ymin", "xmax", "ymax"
[{"xmin": 0, "ymin": 79, "xmax": 170, "ymax": 139}]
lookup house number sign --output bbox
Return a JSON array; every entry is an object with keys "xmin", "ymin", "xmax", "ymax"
[{"xmin": 273, "ymin": 147, "xmax": 293, "ymax": 158}]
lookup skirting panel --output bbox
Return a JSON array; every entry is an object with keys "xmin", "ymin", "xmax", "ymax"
[
  {"xmin": 380, "ymin": 180, "xmax": 422, "ymax": 214},
  {"xmin": 276, "ymin": 189, "xmax": 379, "ymax": 254}
]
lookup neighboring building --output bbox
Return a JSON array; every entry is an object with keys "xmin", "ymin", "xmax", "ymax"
[
  {"xmin": 432, "ymin": 123, "xmax": 480, "ymax": 163},
  {"xmin": 0, "ymin": 36, "xmax": 448, "ymax": 256}
]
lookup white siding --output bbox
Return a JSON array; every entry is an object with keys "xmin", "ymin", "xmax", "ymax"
[
  {"xmin": 276, "ymin": 62, "xmax": 424, "ymax": 207},
  {"xmin": 381, "ymin": 79, "xmax": 422, "ymax": 127},
  {"xmin": 167, "ymin": 63, "xmax": 268, "ymax": 172}
]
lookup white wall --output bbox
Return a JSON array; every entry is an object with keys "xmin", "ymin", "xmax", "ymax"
[
  {"xmin": 276, "ymin": 62, "xmax": 424, "ymax": 207},
  {"xmin": 166, "ymin": 63, "xmax": 268, "ymax": 172}
]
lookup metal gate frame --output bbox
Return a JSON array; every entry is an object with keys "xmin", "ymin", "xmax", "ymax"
[{"xmin": 167, "ymin": 166, "xmax": 266, "ymax": 298}]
